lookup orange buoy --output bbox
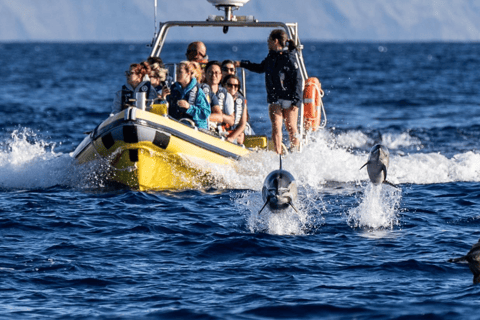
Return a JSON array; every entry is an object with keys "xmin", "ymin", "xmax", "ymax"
[{"xmin": 303, "ymin": 77, "xmax": 324, "ymax": 131}]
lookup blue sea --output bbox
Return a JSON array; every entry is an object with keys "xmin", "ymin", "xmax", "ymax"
[{"xmin": 1, "ymin": 41, "xmax": 480, "ymax": 319}]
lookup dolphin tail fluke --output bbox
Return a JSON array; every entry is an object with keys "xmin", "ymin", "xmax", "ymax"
[
  {"xmin": 359, "ymin": 162, "xmax": 369, "ymax": 170},
  {"xmin": 383, "ymin": 180, "xmax": 399, "ymax": 189},
  {"xmin": 258, "ymin": 199, "xmax": 270, "ymax": 215}
]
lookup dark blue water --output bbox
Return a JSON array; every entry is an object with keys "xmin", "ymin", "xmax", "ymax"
[{"xmin": 1, "ymin": 41, "xmax": 480, "ymax": 319}]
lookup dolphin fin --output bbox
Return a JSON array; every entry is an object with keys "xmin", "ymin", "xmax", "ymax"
[
  {"xmin": 359, "ymin": 161, "xmax": 369, "ymax": 170},
  {"xmin": 448, "ymin": 256, "xmax": 468, "ymax": 263},
  {"xmin": 288, "ymin": 202, "xmax": 300, "ymax": 214},
  {"xmin": 383, "ymin": 180, "xmax": 399, "ymax": 189},
  {"xmin": 258, "ymin": 198, "xmax": 270, "ymax": 215}
]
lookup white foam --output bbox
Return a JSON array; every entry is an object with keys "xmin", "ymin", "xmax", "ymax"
[
  {"xmin": 235, "ymin": 187, "xmax": 324, "ymax": 235},
  {"xmin": 3, "ymin": 127, "xmax": 480, "ymax": 191},
  {"xmin": 381, "ymin": 132, "xmax": 422, "ymax": 150},
  {"xmin": 335, "ymin": 130, "xmax": 372, "ymax": 149},
  {"xmin": 347, "ymin": 183, "xmax": 402, "ymax": 230},
  {"xmin": 0, "ymin": 129, "xmax": 74, "ymax": 189},
  {"xmin": 207, "ymin": 129, "xmax": 480, "ymax": 190}
]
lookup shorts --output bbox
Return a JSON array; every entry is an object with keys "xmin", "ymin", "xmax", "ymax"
[{"xmin": 272, "ymin": 99, "xmax": 293, "ymax": 110}]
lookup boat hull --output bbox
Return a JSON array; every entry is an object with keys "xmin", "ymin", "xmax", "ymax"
[{"xmin": 73, "ymin": 108, "xmax": 250, "ymax": 190}]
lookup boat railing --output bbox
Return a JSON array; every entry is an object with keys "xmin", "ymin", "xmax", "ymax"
[
  {"xmin": 149, "ymin": 19, "xmax": 309, "ymax": 152},
  {"xmin": 163, "ymin": 62, "xmax": 248, "ymax": 99}
]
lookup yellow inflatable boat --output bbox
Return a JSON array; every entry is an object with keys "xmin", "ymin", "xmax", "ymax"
[{"xmin": 73, "ymin": 107, "xmax": 256, "ymax": 190}]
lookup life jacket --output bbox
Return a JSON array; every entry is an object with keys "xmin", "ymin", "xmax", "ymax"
[
  {"xmin": 120, "ymin": 81, "xmax": 153, "ymax": 110},
  {"xmin": 200, "ymin": 83, "xmax": 213, "ymax": 105},
  {"xmin": 230, "ymin": 95, "xmax": 245, "ymax": 130},
  {"xmin": 216, "ymin": 87, "xmax": 229, "ymax": 112},
  {"xmin": 168, "ymin": 82, "xmax": 201, "ymax": 120}
]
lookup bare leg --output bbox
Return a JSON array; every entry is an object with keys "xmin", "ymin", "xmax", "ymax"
[
  {"xmin": 269, "ymin": 104, "xmax": 283, "ymax": 154},
  {"xmin": 283, "ymin": 106, "xmax": 299, "ymax": 151}
]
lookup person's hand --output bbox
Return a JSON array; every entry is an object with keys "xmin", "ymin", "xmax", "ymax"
[
  {"xmin": 234, "ymin": 61, "xmax": 241, "ymax": 68},
  {"xmin": 160, "ymin": 86, "xmax": 171, "ymax": 100},
  {"xmin": 177, "ymin": 100, "xmax": 190, "ymax": 109}
]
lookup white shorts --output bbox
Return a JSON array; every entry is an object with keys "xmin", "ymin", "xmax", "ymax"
[{"xmin": 273, "ymin": 99, "xmax": 293, "ymax": 110}]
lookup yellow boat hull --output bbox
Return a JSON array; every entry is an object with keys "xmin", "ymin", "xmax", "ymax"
[{"xmin": 73, "ymin": 108, "xmax": 252, "ymax": 190}]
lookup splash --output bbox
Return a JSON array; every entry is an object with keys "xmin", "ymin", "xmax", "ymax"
[
  {"xmin": 347, "ymin": 183, "xmax": 402, "ymax": 230},
  {"xmin": 0, "ymin": 128, "xmax": 112, "ymax": 190},
  {"xmin": 0, "ymin": 128, "xmax": 74, "ymax": 189},
  {"xmin": 235, "ymin": 187, "xmax": 324, "ymax": 235},
  {"xmin": 201, "ymin": 129, "xmax": 480, "ymax": 191}
]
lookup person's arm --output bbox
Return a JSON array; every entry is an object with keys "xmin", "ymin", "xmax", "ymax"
[
  {"xmin": 236, "ymin": 58, "xmax": 266, "ymax": 74},
  {"xmin": 227, "ymin": 105, "xmax": 247, "ymax": 143},
  {"xmin": 221, "ymin": 92, "xmax": 235, "ymax": 126},
  {"xmin": 209, "ymin": 104, "xmax": 223, "ymax": 123},
  {"xmin": 289, "ymin": 55, "xmax": 303, "ymax": 106},
  {"xmin": 184, "ymin": 89, "xmax": 211, "ymax": 128}
]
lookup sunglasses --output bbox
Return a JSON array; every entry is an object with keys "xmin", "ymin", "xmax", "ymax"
[
  {"xmin": 227, "ymin": 82, "xmax": 239, "ymax": 89},
  {"xmin": 222, "ymin": 67, "xmax": 235, "ymax": 72},
  {"xmin": 187, "ymin": 49, "xmax": 206, "ymax": 58},
  {"xmin": 125, "ymin": 71, "xmax": 139, "ymax": 76}
]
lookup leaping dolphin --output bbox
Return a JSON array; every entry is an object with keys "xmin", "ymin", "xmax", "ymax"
[
  {"xmin": 258, "ymin": 156, "xmax": 299, "ymax": 214},
  {"xmin": 360, "ymin": 144, "xmax": 398, "ymax": 188}
]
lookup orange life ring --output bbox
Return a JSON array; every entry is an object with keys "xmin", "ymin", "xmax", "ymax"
[{"xmin": 303, "ymin": 77, "xmax": 324, "ymax": 131}]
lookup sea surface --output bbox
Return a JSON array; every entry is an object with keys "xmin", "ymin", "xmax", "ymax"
[{"xmin": 1, "ymin": 41, "xmax": 480, "ymax": 319}]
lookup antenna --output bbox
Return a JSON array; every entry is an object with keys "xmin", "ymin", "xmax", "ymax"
[
  {"xmin": 154, "ymin": 0, "xmax": 158, "ymax": 38},
  {"xmin": 148, "ymin": 0, "xmax": 158, "ymax": 48}
]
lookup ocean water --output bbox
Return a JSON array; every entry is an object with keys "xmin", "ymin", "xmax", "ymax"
[{"xmin": 1, "ymin": 41, "xmax": 480, "ymax": 319}]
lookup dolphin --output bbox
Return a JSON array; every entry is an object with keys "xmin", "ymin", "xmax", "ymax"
[
  {"xmin": 258, "ymin": 156, "xmax": 299, "ymax": 214},
  {"xmin": 360, "ymin": 144, "xmax": 398, "ymax": 188},
  {"xmin": 449, "ymin": 239, "xmax": 480, "ymax": 284}
]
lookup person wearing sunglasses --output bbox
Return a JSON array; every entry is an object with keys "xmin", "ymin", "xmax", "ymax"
[
  {"xmin": 146, "ymin": 57, "xmax": 168, "ymax": 97},
  {"xmin": 222, "ymin": 75, "xmax": 254, "ymax": 144},
  {"xmin": 201, "ymin": 61, "xmax": 235, "ymax": 132},
  {"xmin": 185, "ymin": 42, "xmax": 208, "ymax": 82},
  {"xmin": 186, "ymin": 41, "xmax": 208, "ymax": 64},
  {"xmin": 111, "ymin": 63, "xmax": 156, "ymax": 114},
  {"xmin": 158, "ymin": 61, "xmax": 210, "ymax": 129},
  {"xmin": 235, "ymin": 29, "xmax": 302, "ymax": 154},
  {"xmin": 221, "ymin": 60, "xmax": 236, "ymax": 78}
]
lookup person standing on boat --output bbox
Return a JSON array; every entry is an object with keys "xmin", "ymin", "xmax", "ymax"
[
  {"xmin": 202, "ymin": 61, "xmax": 235, "ymax": 131},
  {"xmin": 111, "ymin": 63, "xmax": 157, "ymax": 114},
  {"xmin": 235, "ymin": 29, "xmax": 302, "ymax": 154},
  {"xmin": 158, "ymin": 61, "xmax": 211, "ymax": 129}
]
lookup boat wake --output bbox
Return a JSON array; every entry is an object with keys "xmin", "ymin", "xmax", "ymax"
[
  {"xmin": 213, "ymin": 129, "xmax": 480, "ymax": 191},
  {"xmin": 0, "ymin": 128, "xmax": 111, "ymax": 190},
  {"xmin": 0, "ymin": 128, "xmax": 73, "ymax": 189},
  {"xmin": 1, "ymin": 127, "xmax": 480, "ymax": 191}
]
